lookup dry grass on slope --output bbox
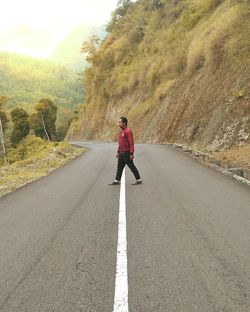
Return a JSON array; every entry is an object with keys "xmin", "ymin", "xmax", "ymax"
[
  {"xmin": 69, "ymin": 0, "xmax": 249, "ymax": 155},
  {"xmin": 212, "ymin": 144, "xmax": 250, "ymax": 169},
  {"xmin": 0, "ymin": 136, "xmax": 85, "ymax": 197}
]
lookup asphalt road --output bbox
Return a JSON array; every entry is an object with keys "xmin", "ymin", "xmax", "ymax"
[{"xmin": 0, "ymin": 142, "xmax": 249, "ymax": 312}]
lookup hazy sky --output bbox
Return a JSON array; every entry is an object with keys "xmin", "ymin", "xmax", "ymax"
[{"xmin": 0, "ymin": 0, "xmax": 119, "ymax": 58}]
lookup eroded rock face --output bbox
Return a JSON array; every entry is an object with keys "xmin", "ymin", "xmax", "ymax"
[{"xmin": 67, "ymin": 0, "xmax": 250, "ymax": 153}]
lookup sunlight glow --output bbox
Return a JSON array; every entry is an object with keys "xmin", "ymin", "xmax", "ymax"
[{"xmin": 0, "ymin": 0, "xmax": 118, "ymax": 58}]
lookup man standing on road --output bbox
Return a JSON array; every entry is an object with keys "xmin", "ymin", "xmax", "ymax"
[{"xmin": 109, "ymin": 117, "xmax": 142, "ymax": 185}]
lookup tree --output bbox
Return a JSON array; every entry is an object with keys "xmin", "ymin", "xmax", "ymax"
[
  {"xmin": 81, "ymin": 35, "xmax": 100, "ymax": 64},
  {"xmin": 30, "ymin": 98, "xmax": 57, "ymax": 141},
  {"xmin": 144, "ymin": 0, "xmax": 163, "ymax": 11},
  {"xmin": 106, "ymin": 0, "xmax": 133, "ymax": 32},
  {"xmin": 56, "ymin": 117, "xmax": 73, "ymax": 141},
  {"xmin": 0, "ymin": 96, "xmax": 9, "ymax": 165},
  {"xmin": 10, "ymin": 107, "xmax": 30, "ymax": 147},
  {"xmin": 0, "ymin": 96, "xmax": 9, "ymax": 131}
]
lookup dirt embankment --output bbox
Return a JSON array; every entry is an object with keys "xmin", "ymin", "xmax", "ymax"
[
  {"xmin": 67, "ymin": 0, "xmax": 250, "ymax": 170},
  {"xmin": 212, "ymin": 144, "xmax": 250, "ymax": 170}
]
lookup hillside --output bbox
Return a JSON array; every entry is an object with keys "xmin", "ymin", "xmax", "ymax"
[
  {"xmin": 0, "ymin": 52, "xmax": 84, "ymax": 130},
  {"xmin": 67, "ymin": 0, "xmax": 250, "ymax": 156}
]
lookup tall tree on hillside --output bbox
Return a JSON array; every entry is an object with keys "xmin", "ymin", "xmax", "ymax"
[
  {"xmin": 0, "ymin": 96, "xmax": 9, "ymax": 165},
  {"xmin": 0, "ymin": 96, "xmax": 9, "ymax": 131},
  {"xmin": 30, "ymin": 98, "xmax": 57, "ymax": 141},
  {"xmin": 81, "ymin": 35, "xmax": 100, "ymax": 64},
  {"xmin": 10, "ymin": 107, "xmax": 30, "ymax": 147},
  {"xmin": 106, "ymin": 0, "xmax": 133, "ymax": 32}
]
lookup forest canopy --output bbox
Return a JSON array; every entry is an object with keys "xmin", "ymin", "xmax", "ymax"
[{"xmin": 0, "ymin": 52, "xmax": 84, "ymax": 131}]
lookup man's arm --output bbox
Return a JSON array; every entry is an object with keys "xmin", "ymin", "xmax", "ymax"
[{"xmin": 127, "ymin": 129, "xmax": 134, "ymax": 158}]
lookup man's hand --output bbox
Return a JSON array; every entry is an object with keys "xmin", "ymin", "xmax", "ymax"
[
  {"xmin": 130, "ymin": 154, "xmax": 134, "ymax": 160},
  {"xmin": 116, "ymin": 153, "xmax": 119, "ymax": 159}
]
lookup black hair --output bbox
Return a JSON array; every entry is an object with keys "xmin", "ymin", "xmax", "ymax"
[{"xmin": 119, "ymin": 116, "xmax": 128, "ymax": 125}]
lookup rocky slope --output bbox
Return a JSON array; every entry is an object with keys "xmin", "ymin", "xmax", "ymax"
[{"xmin": 67, "ymin": 0, "xmax": 249, "ymax": 156}]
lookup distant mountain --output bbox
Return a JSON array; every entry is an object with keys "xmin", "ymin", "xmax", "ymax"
[{"xmin": 52, "ymin": 24, "xmax": 107, "ymax": 71}]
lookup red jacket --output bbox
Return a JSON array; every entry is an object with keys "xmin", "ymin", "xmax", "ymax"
[{"xmin": 117, "ymin": 127, "xmax": 134, "ymax": 154}]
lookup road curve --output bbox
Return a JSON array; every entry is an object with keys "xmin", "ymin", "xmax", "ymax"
[{"xmin": 0, "ymin": 142, "xmax": 249, "ymax": 312}]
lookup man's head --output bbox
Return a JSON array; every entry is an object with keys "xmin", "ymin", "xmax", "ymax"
[{"xmin": 118, "ymin": 117, "xmax": 128, "ymax": 129}]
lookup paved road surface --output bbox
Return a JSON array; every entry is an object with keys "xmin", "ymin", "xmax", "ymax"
[{"xmin": 0, "ymin": 142, "xmax": 249, "ymax": 312}]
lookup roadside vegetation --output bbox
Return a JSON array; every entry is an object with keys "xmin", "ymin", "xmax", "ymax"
[
  {"xmin": 0, "ymin": 93, "xmax": 84, "ymax": 197},
  {"xmin": 0, "ymin": 135, "xmax": 84, "ymax": 197}
]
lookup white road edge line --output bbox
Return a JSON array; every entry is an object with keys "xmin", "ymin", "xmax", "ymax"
[{"xmin": 113, "ymin": 170, "xmax": 129, "ymax": 312}]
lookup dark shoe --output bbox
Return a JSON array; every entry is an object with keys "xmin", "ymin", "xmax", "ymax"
[
  {"xmin": 132, "ymin": 179, "xmax": 142, "ymax": 185},
  {"xmin": 109, "ymin": 181, "xmax": 120, "ymax": 185}
]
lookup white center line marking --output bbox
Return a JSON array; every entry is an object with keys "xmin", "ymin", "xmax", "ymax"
[{"xmin": 113, "ymin": 170, "xmax": 129, "ymax": 312}]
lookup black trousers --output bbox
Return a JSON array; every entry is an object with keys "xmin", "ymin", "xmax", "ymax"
[{"xmin": 115, "ymin": 152, "xmax": 141, "ymax": 181}]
